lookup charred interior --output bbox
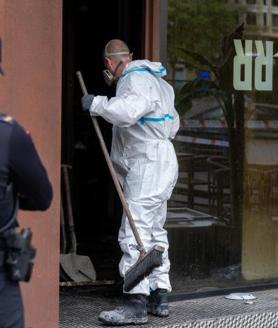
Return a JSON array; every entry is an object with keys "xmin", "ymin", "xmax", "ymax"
[{"xmin": 61, "ymin": 0, "xmax": 145, "ymax": 282}]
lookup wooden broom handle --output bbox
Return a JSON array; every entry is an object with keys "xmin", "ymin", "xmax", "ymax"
[{"xmin": 76, "ymin": 71, "xmax": 145, "ymax": 252}]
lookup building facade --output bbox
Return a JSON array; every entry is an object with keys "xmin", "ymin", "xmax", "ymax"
[{"xmin": 1, "ymin": 1, "xmax": 278, "ymax": 327}]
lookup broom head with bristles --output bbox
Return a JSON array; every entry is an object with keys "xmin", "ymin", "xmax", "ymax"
[{"xmin": 123, "ymin": 245, "xmax": 164, "ymax": 292}]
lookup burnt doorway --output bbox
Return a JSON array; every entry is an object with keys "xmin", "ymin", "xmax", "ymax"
[{"xmin": 62, "ymin": 0, "xmax": 145, "ymax": 282}]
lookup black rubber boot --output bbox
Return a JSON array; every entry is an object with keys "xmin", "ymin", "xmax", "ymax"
[
  {"xmin": 98, "ymin": 294, "xmax": 148, "ymax": 326},
  {"xmin": 147, "ymin": 288, "xmax": 169, "ymax": 317}
]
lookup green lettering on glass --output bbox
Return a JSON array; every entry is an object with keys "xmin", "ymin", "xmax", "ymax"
[
  {"xmin": 233, "ymin": 40, "xmax": 252, "ymax": 91},
  {"xmin": 233, "ymin": 39, "xmax": 273, "ymax": 91},
  {"xmin": 254, "ymin": 40, "xmax": 273, "ymax": 91}
]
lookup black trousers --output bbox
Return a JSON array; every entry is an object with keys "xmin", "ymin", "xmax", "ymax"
[{"xmin": 0, "ymin": 270, "xmax": 24, "ymax": 328}]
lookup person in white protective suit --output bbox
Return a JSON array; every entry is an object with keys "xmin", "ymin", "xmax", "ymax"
[{"xmin": 81, "ymin": 39, "xmax": 179, "ymax": 326}]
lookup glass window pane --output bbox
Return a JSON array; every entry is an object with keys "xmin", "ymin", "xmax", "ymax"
[
  {"xmin": 273, "ymin": 14, "xmax": 278, "ymax": 26},
  {"xmin": 246, "ymin": 12, "xmax": 257, "ymax": 25},
  {"xmin": 167, "ymin": 0, "xmax": 278, "ymax": 293},
  {"xmin": 264, "ymin": 13, "xmax": 267, "ymax": 26}
]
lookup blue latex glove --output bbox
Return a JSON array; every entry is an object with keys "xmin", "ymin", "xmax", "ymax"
[{"xmin": 81, "ymin": 95, "xmax": 94, "ymax": 111}]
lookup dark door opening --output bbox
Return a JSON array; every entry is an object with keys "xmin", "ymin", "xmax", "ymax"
[{"xmin": 61, "ymin": 0, "xmax": 145, "ymax": 282}]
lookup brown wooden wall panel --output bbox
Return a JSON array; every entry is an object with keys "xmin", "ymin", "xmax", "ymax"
[
  {"xmin": 144, "ymin": 0, "xmax": 161, "ymax": 61},
  {"xmin": 144, "ymin": 0, "xmax": 167, "ymax": 63},
  {"xmin": 0, "ymin": 1, "xmax": 62, "ymax": 328}
]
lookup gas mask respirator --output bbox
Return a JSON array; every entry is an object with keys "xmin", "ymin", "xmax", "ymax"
[
  {"xmin": 103, "ymin": 48, "xmax": 130, "ymax": 86},
  {"xmin": 103, "ymin": 69, "xmax": 115, "ymax": 87}
]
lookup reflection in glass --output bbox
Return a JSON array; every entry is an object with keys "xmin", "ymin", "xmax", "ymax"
[
  {"xmin": 166, "ymin": 0, "xmax": 278, "ymax": 293},
  {"xmin": 246, "ymin": 12, "xmax": 257, "ymax": 25},
  {"xmin": 273, "ymin": 14, "xmax": 278, "ymax": 26}
]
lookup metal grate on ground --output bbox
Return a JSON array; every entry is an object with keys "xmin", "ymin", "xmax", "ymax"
[{"xmin": 60, "ymin": 288, "xmax": 278, "ymax": 328}]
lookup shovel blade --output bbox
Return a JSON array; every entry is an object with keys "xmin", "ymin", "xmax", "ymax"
[{"xmin": 60, "ymin": 253, "xmax": 96, "ymax": 282}]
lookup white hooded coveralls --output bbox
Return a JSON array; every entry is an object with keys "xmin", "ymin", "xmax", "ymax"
[{"xmin": 90, "ymin": 60, "xmax": 179, "ymax": 295}]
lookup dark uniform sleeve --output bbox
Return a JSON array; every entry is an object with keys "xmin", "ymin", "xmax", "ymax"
[{"xmin": 8, "ymin": 122, "xmax": 53, "ymax": 211}]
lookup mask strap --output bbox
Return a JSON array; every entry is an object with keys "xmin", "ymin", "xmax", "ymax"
[
  {"xmin": 113, "ymin": 60, "xmax": 123, "ymax": 76},
  {"xmin": 104, "ymin": 43, "xmax": 130, "ymax": 57}
]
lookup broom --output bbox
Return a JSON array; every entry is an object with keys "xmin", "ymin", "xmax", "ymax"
[{"xmin": 76, "ymin": 71, "xmax": 164, "ymax": 292}]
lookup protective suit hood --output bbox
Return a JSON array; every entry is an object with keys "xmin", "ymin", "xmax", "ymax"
[{"xmin": 121, "ymin": 60, "xmax": 167, "ymax": 78}]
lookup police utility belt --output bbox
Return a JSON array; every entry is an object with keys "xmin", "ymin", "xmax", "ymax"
[{"xmin": 0, "ymin": 182, "xmax": 36, "ymax": 282}]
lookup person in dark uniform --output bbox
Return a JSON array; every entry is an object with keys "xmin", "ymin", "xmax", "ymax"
[{"xmin": 0, "ymin": 113, "xmax": 53, "ymax": 328}]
